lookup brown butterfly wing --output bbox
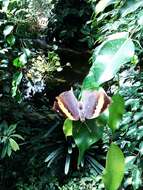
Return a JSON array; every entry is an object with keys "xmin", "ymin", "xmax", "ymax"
[
  {"xmin": 53, "ymin": 89, "xmax": 80, "ymax": 121},
  {"xmin": 81, "ymin": 89, "xmax": 111, "ymax": 119}
]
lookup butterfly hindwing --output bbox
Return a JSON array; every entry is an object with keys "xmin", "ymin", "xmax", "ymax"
[{"xmin": 81, "ymin": 89, "xmax": 111, "ymax": 119}]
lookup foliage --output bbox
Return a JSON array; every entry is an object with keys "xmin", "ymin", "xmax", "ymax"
[
  {"xmin": 0, "ymin": 0, "xmax": 143, "ymax": 190},
  {"xmin": 0, "ymin": 121, "xmax": 23, "ymax": 158}
]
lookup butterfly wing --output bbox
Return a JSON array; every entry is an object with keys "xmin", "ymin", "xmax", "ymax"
[
  {"xmin": 81, "ymin": 89, "xmax": 111, "ymax": 119},
  {"xmin": 53, "ymin": 89, "xmax": 80, "ymax": 121}
]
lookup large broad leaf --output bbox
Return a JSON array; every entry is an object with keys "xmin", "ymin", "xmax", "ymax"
[
  {"xmin": 73, "ymin": 119, "xmax": 104, "ymax": 166},
  {"xmin": 108, "ymin": 94, "xmax": 125, "ymax": 132},
  {"xmin": 63, "ymin": 119, "xmax": 73, "ymax": 137},
  {"xmin": 83, "ymin": 32, "xmax": 135, "ymax": 88},
  {"xmin": 102, "ymin": 143, "xmax": 125, "ymax": 190}
]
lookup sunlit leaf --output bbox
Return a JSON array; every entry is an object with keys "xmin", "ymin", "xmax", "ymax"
[
  {"xmin": 121, "ymin": 0, "xmax": 143, "ymax": 17},
  {"xmin": 3, "ymin": 25, "xmax": 14, "ymax": 37},
  {"xmin": 73, "ymin": 119, "xmax": 103, "ymax": 166},
  {"xmin": 9, "ymin": 138, "xmax": 20, "ymax": 151},
  {"xmin": 13, "ymin": 58, "xmax": 23, "ymax": 68},
  {"xmin": 2, "ymin": 0, "xmax": 9, "ymax": 12},
  {"xmin": 63, "ymin": 119, "xmax": 73, "ymax": 137},
  {"xmin": 64, "ymin": 154, "xmax": 71, "ymax": 175},
  {"xmin": 96, "ymin": 0, "xmax": 115, "ymax": 15},
  {"xmin": 108, "ymin": 94, "xmax": 125, "ymax": 132},
  {"xmin": 83, "ymin": 32, "xmax": 135, "ymax": 88},
  {"xmin": 132, "ymin": 166, "xmax": 142, "ymax": 190},
  {"xmin": 102, "ymin": 143, "xmax": 125, "ymax": 190},
  {"xmin": 125, "ymin": 156, "xmax": 136, "ymax": 172}
]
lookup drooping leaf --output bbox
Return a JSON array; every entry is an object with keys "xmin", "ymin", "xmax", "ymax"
[
  {"xmin": 73, "ymin": 119, "xmax": 104, "ymax": 166},
  {"xmin": 3, "ymin": 25, "xmax": 14, "ymax": 37},
  {"xmin": 102, "ymin": 143, "xmax": 125, "ymax": 190},
  {"xmin": 64, "ymin": 154, "xmax": 71, "ymax": 175},
  {"xmin": 83, "ymin": 32, "xmax": 135, "ymax": 88},
  {"xmin": 108, "ymin": 94, "xmax": 125, "ymax": 132},
  {"xmin": 9, "ymin": 138, "xmax": 20, "ymax": 151},
  {"xmin": 63, "ymin": 119, "xmax": 73, "ymax": 137}
]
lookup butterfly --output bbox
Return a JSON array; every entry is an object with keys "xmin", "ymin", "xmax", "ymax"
[{"xmin": 53, "ymin": 88, "xmax": 111, "ymax": 122}]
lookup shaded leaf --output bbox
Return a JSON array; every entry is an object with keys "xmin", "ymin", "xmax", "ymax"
[
  {"xmin": 6, "ymin": 34, "xmax": 16, "ymax": 46},
  {"xmin": 73, "ymin": 119, "xmax": 103, "ymax": 166},
  {"xmin": 102, "ymin": 143, "xmax": 125, "ymax": 190},
  {"xmin": 108, "ymin": 94, "xmax": 125, "ymax": 132}
]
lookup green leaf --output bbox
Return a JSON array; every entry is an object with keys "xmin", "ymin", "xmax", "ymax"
[
  {"xmin": 125, "ymin": 156, "xmax": 136, "ymax": 172},
  {"xmin": 83, "ymin": 32, "xmax": 135, "ymax": 88},
  {"xmin": 7, "ymin": 144, "xmax": 12, "ymax": 157},
  {"xmin": 121, "ymin": 0, "xmax": 143, "ymax": 17},
  {"xmin": 132, "ymin": 166, "xmax": 142, "ymax": 190},
  {"xmin": 102, "ymin": 143, "xmax": 125, "ymax": 190},
  {"xmin": 9, "ymin": 138, "xmax": 20, "ymax": 151},
  {"xmin": 96, "ymin": 0, "xmax": 115, "ymax": 15},
  {"xmin": 6, "ymin": 34, "xmax": 16, "ymax": 46},
  {"xmin": 3, "ymin": 25, "xmax": 14, "ymax": 37},
  {"xmin": 63, "ymin": 119, "xmax": 73, "ymax": 137},
  {"xmin": 19, "ymin": 53, "xmax": 27, "ymax": 64},
  {"xmin": 10, "ymin": 134, "xmax": 24, "ymax": 140},
  {"xmin": 13, "ymin": 58, "xmax": 23, "ymax": 68},
  {"xmin": 12, "ymin": 72, "xmax": 23, "ymax": 97},
  {"xmin": 108, "ymin": 94, "xmax": 125, "ymax": 132},
  {"xmin": 73, "ymin": 119, "xmax": 103, "ymax": 166}
]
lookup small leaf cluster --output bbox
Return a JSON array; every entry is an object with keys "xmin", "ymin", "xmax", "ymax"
[{"xmin": 0, "ymin": 121, "xmax": 23, "ymax": 158}]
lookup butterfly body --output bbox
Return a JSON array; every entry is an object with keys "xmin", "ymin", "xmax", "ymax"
[{"xmin": 53, "ymin": 88, "xmax": 111, "ymax": 122}]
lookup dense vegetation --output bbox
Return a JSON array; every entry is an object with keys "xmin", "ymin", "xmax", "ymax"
[{"xmin": 0, "ymin": 0, "xmax": 143, "ymax": 190}]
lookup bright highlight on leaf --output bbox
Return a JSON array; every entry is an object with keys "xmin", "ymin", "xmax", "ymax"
[
  {"xmin": 102, "ymin": 143, "xmax": 125, "ymax": 190},
  {"xmin": 83, "ymin": 32, "xmax": 135, "ymax": 88}
]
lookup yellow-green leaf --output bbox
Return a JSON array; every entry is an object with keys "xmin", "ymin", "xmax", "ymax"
[
  {"xmin": 102, "ymin": 143, "xmax": 125, "ymax": 190},
  {"xmin": 63, "ymin": 119, "xmax": 73, "ymax": 137},
  {"xmin": 9, "ymin": 138, "xmax": 20, "ymax": 151}
]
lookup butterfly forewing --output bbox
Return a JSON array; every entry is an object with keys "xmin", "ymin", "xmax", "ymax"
[{"xmin": 53, "ymin": 89, "xmax": 80, "ymax": 120}]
